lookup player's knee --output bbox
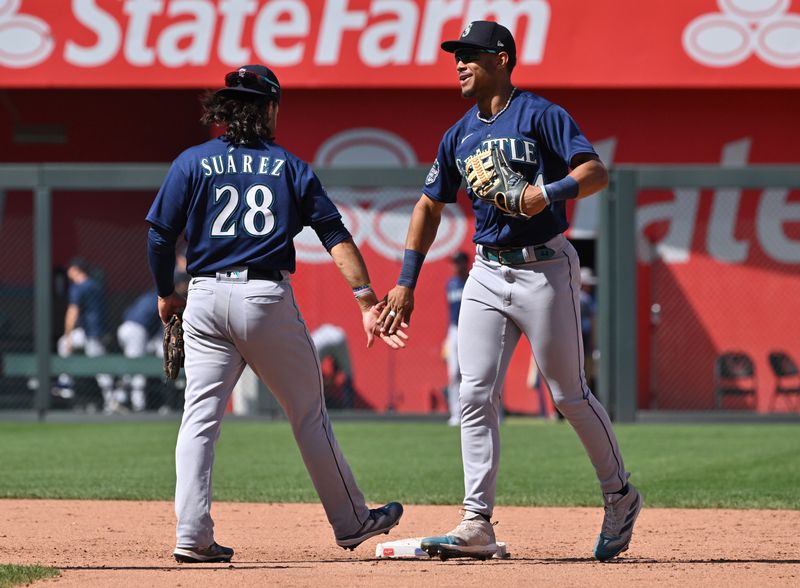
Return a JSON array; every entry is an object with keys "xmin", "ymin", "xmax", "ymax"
[
  {"xmin": 289, "ymin": 401, "xmax": 325, "ymax": 432},
  {"xmin": 458, "ymin": 384, "xmax": 496, "ymax": 415},
  {"xmin": 551, "ymin": 392, "xmax": 594, "ymax": 419}
]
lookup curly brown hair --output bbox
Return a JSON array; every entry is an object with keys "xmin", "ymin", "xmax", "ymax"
[{"xmin": 200, "ymin": 91, "xmax": 274, "ymax": 146}]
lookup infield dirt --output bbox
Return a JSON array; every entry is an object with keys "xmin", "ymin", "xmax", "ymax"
[{"xmin": 2, "ymin": 500, "xmax": 799, "ymax": 586}]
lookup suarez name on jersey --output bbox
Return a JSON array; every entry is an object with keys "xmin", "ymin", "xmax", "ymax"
[{"xmin": 199, "ymin": 153, "xmax": 286, "ymax": 178}]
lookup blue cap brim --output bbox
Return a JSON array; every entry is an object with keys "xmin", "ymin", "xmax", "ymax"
[{"xmin": 441, "ymin": 40, "xmax": 493, "ymax": 53}]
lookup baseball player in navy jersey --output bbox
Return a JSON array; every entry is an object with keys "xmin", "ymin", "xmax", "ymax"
[
  {"xmin": 379, "ymin": 21, "xmax": 642, "ymax": 561},
  {"xmin": 116, "ymin": 288, "xmax": 162, "ymax": 412},
  {"xmin": 117, "ymin": 276, "xmax": 188, "ymax": 412},
  {"xmin": 146, "ymin": 65, "xmax": 404, "ymax": 563},
  {"xmin": 58, "ymin": 258, "xmax": 114, "ymax": 412}
]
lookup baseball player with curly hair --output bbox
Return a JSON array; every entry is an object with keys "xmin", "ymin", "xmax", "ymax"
[
  {"xmin": 379, "ymin": 21, "xmax": 641, "ymax": 561},
  {"xmin": 147, "ymin": 64, "xmax": 405, "ymax": 563}
]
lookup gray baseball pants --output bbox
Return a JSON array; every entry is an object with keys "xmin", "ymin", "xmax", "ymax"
[
  {"xmin": 458, "ymin": 233, "xmax": 629, "ymax": 515},
  {"xmin": 175, "ymin": 276, "xmax": 370, "ymax": 548}
]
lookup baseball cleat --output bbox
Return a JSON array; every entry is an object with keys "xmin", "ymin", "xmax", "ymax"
[
  {"xmin": 173, "ymin": 542, "xmax": 234, "ymax": 563},
  {"xmin": 593, "ymin": 483, "xmax": 643, "ymax": 562},
  {"xmin": 420, "ymin": 511, "xmax": 498, "ymax": 560},
  {"xmin": 336, "ymin": 502, "xmax": 404, "ymax": 550},
  {"xmin": 437, "ymin": 543, "xmax": 494, "ymax": 561}
]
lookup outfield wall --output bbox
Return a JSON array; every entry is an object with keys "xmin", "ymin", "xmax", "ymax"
[{"xmin": 2, "ymin": 0, "xmax": 799, "ymax": 414}]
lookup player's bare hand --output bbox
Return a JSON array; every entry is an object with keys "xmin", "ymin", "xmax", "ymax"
[
  {"xmin": 378, "ymin": 286, "xmax": 415, "ymax": 334},
  {"xmin": 521, "ymin": 185, "xmax": 549, "ymax": 217},
  {"xmin": 158, "ymin": 292, "xmax": 186, "ymax": 325},
  {"xmin": 361, "ymin": 305, "xmax": 380, "ymax": 348},
  {"xmin": 363, "ymin": 304, "xmax": 408, "ymax": 349},
  {"xmin": 379, "ymin": 328, "xmax": 409, "ymax": 349}
]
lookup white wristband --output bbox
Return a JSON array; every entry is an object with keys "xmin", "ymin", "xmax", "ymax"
[{"xmin": 540, "ymin": 184, "xmax": 551, "ymax": 206}]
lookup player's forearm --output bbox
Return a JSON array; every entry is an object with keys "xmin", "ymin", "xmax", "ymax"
[
  {"xmin": 405, "ymin": 196, "xmax": 443, "ymax": 255},
  {"xmin": 329, "ymin": 239, "xmax": 379, "ymax": 311},
  {"xmin": 396, "ymin": 196, "xmax": 444, "ymax": 290},
  {"xmin": 64, "ymin": 305, "xmax": 79, "ymax": 335},
  {"xmin": 523, "ymin": 158, "xmax": 608, "ymax": 215},
  {"xmin": 570, "ymin": 158, "xmax": 609, "ymax": 198}
]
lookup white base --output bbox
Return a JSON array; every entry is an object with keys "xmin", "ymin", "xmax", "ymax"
[{"xmin": 375, "ymin": 537, "xmax": 509, "ymax": 559}]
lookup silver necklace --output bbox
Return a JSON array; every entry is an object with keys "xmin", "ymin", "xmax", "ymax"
[{"xmin": 477, "ymin": 87, "xmax": 517, "ymax": 124}]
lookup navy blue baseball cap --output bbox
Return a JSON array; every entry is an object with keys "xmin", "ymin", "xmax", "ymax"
[
  {"xmin": 217, "ymin": 64, "xmax": 281, "ymax": 102},
  {"xmin": 441, "ymin": 21, "xmax": 516, "ymax": 68}
]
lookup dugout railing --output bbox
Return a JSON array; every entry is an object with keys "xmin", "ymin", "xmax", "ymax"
[{"xmin": 1, "ymin": 163, "xmax": 799, "ymax": 421}]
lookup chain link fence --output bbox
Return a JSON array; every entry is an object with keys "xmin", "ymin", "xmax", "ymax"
[
  {"xmin": 0, "ymin": 165, "xmax": 450, "ymax": 418},
  {"xmin": 0, "ymin": 189, "xmax": 185, "ymax": 413},
  {"xmin": 0, "ymin": 190, "xmax": 34, "ymax": 409},
  {"xmin": 4, "ymin": 165, "xmax": 799, "ymax": 419},
  {"xmin": 639, "ymin": 187, "xmax": 800, "ymax": 413}
]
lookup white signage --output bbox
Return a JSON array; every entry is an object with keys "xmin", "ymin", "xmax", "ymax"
[{"xmin": 683, "ymin": 0, "xmax": 800, "ymax": 68}]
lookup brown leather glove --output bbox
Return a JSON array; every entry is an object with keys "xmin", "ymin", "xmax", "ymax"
[{"xmin": 163, "ymin": 314, "xmax": 184, "ymax": 380}]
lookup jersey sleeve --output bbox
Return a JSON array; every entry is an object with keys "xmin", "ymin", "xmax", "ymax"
[
  {"xmin": 537, "ymin": 105, "xmax": 597, "ymax": 167},
  {"xmin": 296, "ymin": 162, "xmax": 342, "ymax": 227},
  {"xmin": 145, "ymin": 157, "xmax": 191, "ymax": 239},
  {"xmin": 67, "ymin": 283, "xmax": 81, "ymax": 306},
  {"xmin": 422, "ymin": 130, "xmax": 461, "ymax": 204}
]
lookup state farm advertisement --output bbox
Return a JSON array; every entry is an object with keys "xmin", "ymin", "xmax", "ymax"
[{"xmin": 1, "ymin": 0, "xmax": 799, "ymax": 88}]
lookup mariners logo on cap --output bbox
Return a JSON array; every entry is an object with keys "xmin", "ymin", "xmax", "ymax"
[{"xmin": 461, "ymin": 23, "xmax": 472, "ymax": 37}]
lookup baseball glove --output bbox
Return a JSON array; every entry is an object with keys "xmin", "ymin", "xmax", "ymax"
[
  {"xmin": 163, "ymin": 314, "xmax": 184, "ymax": 380},
  {"xmin": 464, "ymin": 145, "xmax": 530, "ymax": 217}
]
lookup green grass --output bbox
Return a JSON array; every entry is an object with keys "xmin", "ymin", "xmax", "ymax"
[
  {"xmin": 0, "ymin": 565, "xmax": 59, "ymax": 588},
  {"xmin": 0, "ymin": 419, "xmax": 798, "ymax": 508}
]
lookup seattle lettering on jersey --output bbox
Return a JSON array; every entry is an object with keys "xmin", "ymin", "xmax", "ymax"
[
  {"xmin": 200, "ymin": 154, "xmax": 286, "ymax": 177},
  {"xmin": 455, "ymin": 137, "xmax": 538, "ymax": 176},
  {"xmin": 423, "ymin": 90, "xmax": 597, "ymax": 248}
]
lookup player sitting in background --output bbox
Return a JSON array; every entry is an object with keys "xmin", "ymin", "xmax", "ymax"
[
  {"xmin": 58, "ymin": 257, "xmax": 115, "ymax": 413},
  {"xmin": 116, "ymin": 275, "xmax": 189, "ymax": 411}
]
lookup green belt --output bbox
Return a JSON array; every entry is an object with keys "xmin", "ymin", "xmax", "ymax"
[{"xmin": 479, "ymin": 244, "xmax": 556, "ymax": 265}]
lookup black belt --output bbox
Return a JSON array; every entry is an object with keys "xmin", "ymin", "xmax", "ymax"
[
  {"xmin": 192, "ymin": 269, "xmax": 284, "ymax": 281},
  {"xmin": 478, "ymin": 244, "xmax": 556, "ymax": 265}
]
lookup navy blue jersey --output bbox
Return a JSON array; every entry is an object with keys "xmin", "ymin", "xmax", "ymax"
[
  {"xmin": 423, "ymin": 90, "xmax": 596, "ymax": 247},
  {"xmin": 146, "ymin": 137, "xmax": 342, "ymax": 274},
  {"xmin": 123, "ymin": 289, "xmax": 161, "ymax": 337},
  {"xmin": 68, "ymin": 278, "xmax": 106, "ymax": 338},
  {"xmin": 446, "ymin": 276, "xmax": 467, "ymax": 325}
]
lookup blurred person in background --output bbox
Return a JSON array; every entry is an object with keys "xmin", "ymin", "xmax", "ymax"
[
  {"xmin": 526, "ymin": 357, "xmax": 555, "ymax": 420},
  {"xmin": 59, "ymin": 258, "xmax": 106, "ymax": 357},
  {"xmin": 57, "ymin": 257, "xmax": 114, "ymax": 412},
  {"xmin": 442, "ymin": 251, "xmax": 469, "ymax": 426},
  {"xmin": 312, "ymin": 323, "xmax": 356, "ymax": 409},
  {"xmin": 116, "ymin": 274, "xmax": 189, "ymax": 411},
  {"xmin": 580, "ymin": 266, "xmax": 598, "ymax": 391}
]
